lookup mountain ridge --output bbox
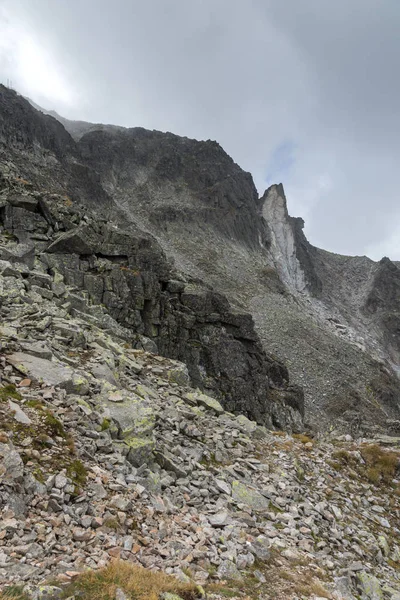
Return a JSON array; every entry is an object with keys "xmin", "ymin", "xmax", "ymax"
[{"xmin": 3, "ymin": 85, "xmax": 400, "ymax": 434}]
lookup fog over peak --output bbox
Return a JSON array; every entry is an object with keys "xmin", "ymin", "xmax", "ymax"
[{"xmin": 1, "ymin": 0, "xmax": 399, "ymax": 260}]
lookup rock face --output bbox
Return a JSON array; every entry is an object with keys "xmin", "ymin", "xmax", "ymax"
[
  {"xmin": 0, "ymin": 86, "xmax": 302, "ymax": 431},
  {"xmin": 1, "ymin": 84, "xmax": 399, "ymax": 434},
  {"xmin": 0, "ymin": 85, "xmax": 398, "ymax": 600}
]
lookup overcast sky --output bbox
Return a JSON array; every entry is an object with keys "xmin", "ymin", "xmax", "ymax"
[{"xmin": 0, "ymin": 0, "xmax": 399, "ymax": 260}]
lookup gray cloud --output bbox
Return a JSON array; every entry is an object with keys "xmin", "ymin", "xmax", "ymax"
[{"xmin": 1, "ymin": 0, "xmax": 399, "ymax": 259}]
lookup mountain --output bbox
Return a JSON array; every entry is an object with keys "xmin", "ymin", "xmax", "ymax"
[
  {"xmin": 0, "ymin": 85, "xmax": 399, "ymax": 599},
  {"xmin": 5, "ymin": 85, "xmax": 400, "ymax": 436}
]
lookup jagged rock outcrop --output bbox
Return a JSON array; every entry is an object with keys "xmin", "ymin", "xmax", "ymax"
[
  {"xmin": 78, "ymin": 126, "xmax": 271, "ymax": 250},
  {"xmin": 261, "ymin": 184, "xmax": 322, "ymax": 295},
  {"xmin": 0, "ymin": 167, "xmax": 302, "ymax": 430},
  {"xmin": 1, "ymin": 84, "xmax": 400, "ymax": 434}
]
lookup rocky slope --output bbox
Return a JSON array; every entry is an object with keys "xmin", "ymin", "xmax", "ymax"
[
  {"xmin": 64, "ymin": 109, "xmax": 400, "ymax": 433},
  {"xmin": 0, "ymin": 201, "xmax": 398, "ymax": 598},
  {"xmin": 0, "ymin": 86, "xmax": 304, "ymax": 432},
  {"xmin": 0, "ymin": 86, "xmax": 399, "ymax": 600}
]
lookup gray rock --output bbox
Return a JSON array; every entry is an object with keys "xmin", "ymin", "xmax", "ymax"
[
  {"xmin": 0, "ymin": 442, "xmax": 24, "ymax": 482},
  {"xmin": 357, "ymin": 572, "xmax": 384, "ymax": 600},
  {"xmin": 31, "ymin": 586, "xmax": 63, "ymax": 600},
  {"xmin": 231, "ymin": 480, "xmax": 270, "ymax": 512},
  {"xmin": 217, "ymin": 560, "xmax": 243, "ymax": 581},
  {"xmin": 185, "ymin": 391, "xmax": 224, "ymax": 415},
  {"xmin": 209, "ymin": 510, "xmax": 229, "ymax": 527},
  {"xmin": 8, "ymin": 400, "xmax": 31, "ymax": 425},
  {"xmin": 115, "ymin": 589, "xmax": 129, "ymax": 600},
  {"xmin": 7, "ymin": 353, "xmax": 89, "ymax": 395}
]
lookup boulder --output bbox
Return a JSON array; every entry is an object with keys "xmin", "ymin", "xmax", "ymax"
[
  {"xmin": 231, "ymin": 480, "xmax": 270, "ymax": 512},
  {"xmin": 0, "ymin": 442, "xmax": 24, "ymax": 483},
  {"xmin": 7, "ymin": 353, "xmax": 89, "ymax": 395}
]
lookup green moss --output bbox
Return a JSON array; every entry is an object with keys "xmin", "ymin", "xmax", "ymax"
[
  {"xmin": 100, "ymin": 418, "xmax": 111, "ymax": 431},
  {"xmin": 25, "ymin": 399, "xmax": 45, "ymax": 410},
  {"xmin": 43, "ymin": 412, "xmax": 66, "ymax": 438},
  {"xmin": 33, "ymin": 466, "xmax": 45, "ymax": 483},
  {"xmin": 103, "ymin": 516, "xmax": 120, "ymax": 531},
  {"xmin": 0, "ymin": 384, "xmax": 22, "ymax": 403},
  {"xmin": 67, "ymin": 459, "xmax": 87, "ymax": 492}
]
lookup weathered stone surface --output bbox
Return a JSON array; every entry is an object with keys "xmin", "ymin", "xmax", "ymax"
[
  {"xmin": 0, "ymin": 442, "xmax": 24, "ymax": 483},
  {"xmin": 357, "ymin": 572, "xmax": 384, "ymax": 600},
  {"xmin": 7, "ymin": 353, "xmax": 89, "ymax": 395},
  {"xmin": 124, "ymin": 437, "xmax": 155, "ymax": 467},
  {"xmin": 217, "ymin": 560, "xmax": 242, "ymax": 581},
  {"xmin": 8, "ymin": 400, "xmax": 31, "ymax": 425},
  {"xmin": 231, "ymin": 481, "xmax": 270, "ymax": 512},
  {"xmin": 185, "ymin": 391, "xmax": 224, "ymax": 415},
  {"xmin": 101, "ymin": 390, "xmax": 155, "ymax": 439}
]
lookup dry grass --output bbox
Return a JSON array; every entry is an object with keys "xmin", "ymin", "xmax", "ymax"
[
  {"xmin": 0, "ymin": 585, "xmax": 29, "ymax": 600},
  {"xmin": 331, "ymin": 444, "xmax": 399, "ymax": 486},
  {"xmin": 295, "ymin": 576, "xmax": 332, "ymax": 598},
  {"xmin": 292, "ymin": 433, "xmax": 313, "ymax": 444},
  {"xmin": 60, "ymin": 560, "xmax": 200, "ymax": 600},
  {"xmin": 360, "ymin": 444, "xmax": 399, "ymax": 484}
]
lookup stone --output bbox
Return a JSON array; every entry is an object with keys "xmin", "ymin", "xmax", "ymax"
[
  {"xmin": 31, "ymin": 586, "xmax": 63, "ymax": 600},
  {"xmin": 115, "ymin": 589, "xmax": 129, "ymax": 600},
  {"xmin": 7, "ymin": 353, "xmax": 89, "ymax": 395},
  {"xmin": 168, "ymin": 364, "xmax": 190, "ymax": 387},
  {"xmin": 357, "ymin": 572, "xmax": 384, "ymax": 600},
  {"xmin": 217, "ymin": 560, "xmax": 243, "ymax": 581},
  {"xmin": 185, "ymin": 391, "xmax": 224, "ymax": 415},
  {"xmin": 90, "ymin": 363, "xmax": 118, "ymax": 386},
  {"xmin": 215, "ymin": 479, "xmax": 231, "ymax": 495},
  {"xmin": 18, "ymin": 379, "xmax": 32, "ymax": 388},
  {"xmin": 8, "ymin": 400, "xmax": 31, "ymax": 425},
  {"xmin": 231, "ymin": 480, "xmax": 270, "ymax": 512},
  {"xmin": 123, "ymin": 437, "xmax": 155, "ymax": 467},
  {"xmin": 155, "ymin": 451, "xmax": 187, "ymax": 478},
  {"xmin": 0, "ymin": 442, "xmax": 24, "ymax": 482},
  {"xmin": 248, "ymin": 536, "xmax": 271, "ymax": 561},
  {"xmin": 102, "ymin": 391, "xmax": 155, "ymax": 439},
  {"xmin": 46, "ymin": 227, "xmax": 96, "ymax": 255},
  {"xmin": 209, "ymin": 510, "xmax": 229, "ymax": 527}
]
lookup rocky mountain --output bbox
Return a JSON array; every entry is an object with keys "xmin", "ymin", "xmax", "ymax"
[
  {"xmin": 4, "ymin": 85, "xmax": 400, "ymax": 434},
  {"xmin": 45, "ymin": 98, "xmax": 400, "ymax": 435},
  {"xmin": 0, "ymin": 85, "xmax": 399, "ymax": 599}
]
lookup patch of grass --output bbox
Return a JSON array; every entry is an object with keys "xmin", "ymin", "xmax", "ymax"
[
  {"xmin": 101, "ymin": 418, "xmax": 111, "ymax": 431},
  {"xmin": 0, "ymin": 384, "xmax": 22, "ymax": 403},
  {"xmin": 295, "ymin": 576, "xmax": 332, "ymax": 598},
  {"xmin": 360, "ymin": 444, "xmax": 399, "ymax": 484},
  {"xmin": 35, "ymin": 433, "xmax": 52, "ymax": 447},
  {"xmin": 43, "ymin": 411, "xmax": 66, "ymax": 438},
  {"xmin": 103, "ymin": 517, "xmax": 120, "ymax": 531},
  {"xmin": 0, "ymin": 585, "xmax": 29, "ymax": 600},
  {"xmin": 25, "ymin": 399, "xmax": 45, "ymax": 409},
  {"xmin": 66, "ymin": 459, "xmax": 87, "ymax": 492},
  {"xmin": 332, "ymin": 449, "xmax": 352, "ymax": 464},
  {"xmin": 66, "ymin": 434, "xmax": 76, "ymax": 455},
  {"xmin": 293, "ymin": 433, "xmax": 313, "ymax": 444},
  {"xmin": 60, "ymin": 560, "xmax": 200, "ymax": 600},
  {"xmin": 206, "ymin": 585, "xmax": 238, "ymax": 598}
]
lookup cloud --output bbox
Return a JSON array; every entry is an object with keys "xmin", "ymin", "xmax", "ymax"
[
  {"xmin": 0, "ymin": 0, "xmax": 399, "ymax": 260},
  {"xmin": 0, "ymin": 3, "xmax": 78, "ymax": 111}
]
